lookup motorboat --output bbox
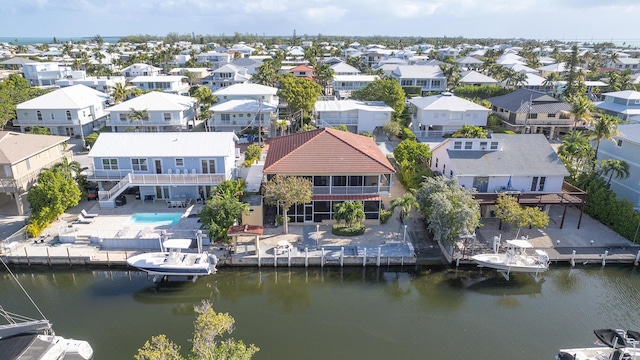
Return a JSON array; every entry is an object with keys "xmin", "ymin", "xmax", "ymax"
[
  {"xmin": 556, "ymin": 329, "xmax": 640, "ymax": 360},
  {"xmin": 0, "ymin": 309, "xmax": 94, "ymax": 360},
  {"xmin": 471, "ymin": 236, "xmax": 549, "ymax": 279},
  {"xmin": 126, "ymin": 239, "xmax": 218, "ymax": 280},
  {"xmin": 0, "ymin": 257, "xmax": 93, "ymax": 359}
]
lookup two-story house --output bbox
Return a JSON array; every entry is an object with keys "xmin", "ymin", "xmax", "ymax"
[
  {"xmin": 208, "ymin": 99, "xmax": 278, "ymax": 136},
  {"xmin": 390, "ymin": 65, "xmax": 447, "ymax": 95},
  {"xmin": 129, "ymin": 75, "xmax": 190, "ymax": 95},
  {"xmin": 330, "ymin": 62, "xmax": 361, "ymax": 75},
  {"xmin": 87, "ymin": 132, "xmax": 238, "ymax": 208},
  {"xmin": 331, "ymin": 75, "xmax": 378, "ymax": 99},
  {"xmin": 202, "ymin": 64, "xmax": 251, "ymax": 91},
  {"xmin": 597, "ymin": 124, "xmax": 640, "ymax": 209},
  {"xmin": 595, "ymin": 90, "xmax": 640, "ymax": 122},
  {"xmin": 0, "ymin": 132, "xmax": 71, "ymax": 215},
  {"xmin": 106, "ymin": 92, "xmax": 197, "ymax": 133},
  {"xmin": 263, "ymin": 128, "xmax": 395, "ymax": 224},
  {"xmin": 313, "ymin": 98, "xmax": 393, "ymax": 134},
  {"xmin": 196, "ymin": 51, "xmax": 232, "ymax": 69},
  {"xmin": 457, "ymin": 70, "xmax": 499, "ymax": 87},
  {"xmin": 120, "ymin": 63, "xmax": 162, "ymax": 79},
  {"xmin": 54, "ymin": 71, "xmax": 126, "ymax": 94},
  {"xmin": 22, "ymin": 62, "xmax": 73, "ymax": 87},
  {"xmin": 288, "ymin": 65, "xmax": 315, "ymax": 80},
  {"xmin": 430, "ymin": 133, "xmax": 578, "ymax": 218},
  {"xmin": 15, "ymin": 84, "xmax": 109, "ymax": 140},
  {"xmin": 408, "ymin": 92, "xmax": 490, "ymax": 139},
  {"xmin": 168, "ymin": 68, "xmax": 211, "ymax": 85},
  {"xmin": 487, "ymin": 89, "xmax": 575, "ymax": 138},
  {"xmin": 212, "ymin": 83, "xmax": 279, "ymax": 106}
]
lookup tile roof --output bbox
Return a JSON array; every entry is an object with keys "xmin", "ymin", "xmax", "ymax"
[
  {"xmin": 0, "ymin": 131, "xmax": 69, "ymax": 164},
  {"xmin": 487, "ymin": 89, "xmax": 571, "ymax": 114},
  {"xmin": 263, "ymin": 128, "xmax": 395, "ymax": 175}
]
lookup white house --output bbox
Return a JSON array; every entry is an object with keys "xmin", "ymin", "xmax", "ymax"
[
  {"xmin": 208, "ymin": 99, "xmax": 278, "ymax": 136},
  {"xmin": 15, "ymin": 84, "xmax": 109, "ymax": 139},
  {"xmin": 212, "ymin": 83, "xmax": 279, "ymax": 106},
  {"xmin": 595, "ymin": 90, "xmax": 640, "ymax": 122},
  {"xmin": 196, "ymin": 51, "xmax": 232, "ymax": 69},
  {"xmin": 408, "ymin": 92, "xmax": 490, "ymax": 139},
  {"xmin": 22, "ymin": 62, "xmax": 73, "ymax": 86},
  {"xmin": 120, "ymin": 63, "xmax": 162, "ymax": 79},
  {"xmin": 106, "ymin": 92, "xmax": 197, "ymax": 133},
  {"xmin": 597, "ymin": 124, "xmax": 640, "ymax": 209},
  {"xmin": 458, "ymin": 70, "xmax": 499, "ymax": 87},
  {"xmin": 130, "ymin": 75, "xmax": 190, "ymax": 95},
  {"xmin": 55, "ymin": 73, "xmax": 126, "ymax": 94},
  {"xmin": 331, "ymin": 75, "xmax": 378, "ymax": 99},
  {"xmin": 330, "ymin": 62, "xmax": 361, "ymax": 75},
  {"xmin": 313, "ymin": 98, "xmax": 393, "ymax": 134},
  {"xmin": 390, "ymin": 65, "xmax": 447, "ymax": 95},
  {"xmin": 168, "ymin": 68, "xmax": 211, "ymax": 85},
  {"xmin": 202, "ymin": 64, "xmax": 251, "ymax": 91}
]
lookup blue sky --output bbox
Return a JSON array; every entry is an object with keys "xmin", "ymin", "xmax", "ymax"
[{"xmin": 2, "ymin": 0, "xmax": 640, "ymax": 42}]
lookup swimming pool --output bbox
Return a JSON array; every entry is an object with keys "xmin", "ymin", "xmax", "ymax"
[{"xmin": 129, "ymin": 213, "xmax": 182, "ymax": 226}]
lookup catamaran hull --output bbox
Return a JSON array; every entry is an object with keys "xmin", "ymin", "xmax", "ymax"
[{"xmin": 472, "ymin": 254, "xmax": 549, "ymax": 273}]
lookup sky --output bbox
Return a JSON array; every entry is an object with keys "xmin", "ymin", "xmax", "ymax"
[{"xmin": 2, "ymin": 0, "xmax": 640, "ymax": 42}]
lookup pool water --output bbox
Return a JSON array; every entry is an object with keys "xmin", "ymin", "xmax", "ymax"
[{"xmin": 129, "ymin": 212, "xmax": 182, "ymax": 226}]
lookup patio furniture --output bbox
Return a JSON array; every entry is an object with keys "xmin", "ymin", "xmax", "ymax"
[
  {"xmin": 143, "ymin": 194, "xmax": 155, "ymax": 203},
  {"xmin": 81, "ymin": 209, "xmax": 98, "ymax": 218},
  {"xmin": 75, "ymin": 215, "xmax": 94, "ymax": 224}
]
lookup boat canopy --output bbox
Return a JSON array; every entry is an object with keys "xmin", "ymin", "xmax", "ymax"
[
  {"xmin": 505, "ymin": 239, "xmax": 534, "ymax": 248},
  {"xmin": 163, "ymin": 239, "xmax": 192, "ymax": 250}
]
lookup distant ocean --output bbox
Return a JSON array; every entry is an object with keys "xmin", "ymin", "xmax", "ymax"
[{"xmin": 0, "ymin": 36, "xmax": 122, "ymax": 45}]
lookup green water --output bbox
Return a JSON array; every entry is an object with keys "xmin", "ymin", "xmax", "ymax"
[{"xmin": 1, "ymin": 266, "xmax": 640, "ymax": 359}]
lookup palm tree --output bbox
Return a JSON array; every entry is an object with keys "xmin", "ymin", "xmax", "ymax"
[
  {"xmin": 439, "ymin": 63, "xmax": 461, "ymax": 91},
  {"xmin": 128, "ymin": 108, "xmax": 149, "ymax": 132},
  {"xmin": 276, "ymin": 120, "xmax": 288, "ymax": 136},
  {"xmin": 390, "ymin": 193, "xmax": 418, "ymax": 224},
  {"xmin": 567, "ymin": 93, "xmax": 595, "ymax": 128},
  {"xmin": 51, "ymin": 157, "xmax": 84, "ymax": 180},
  {"xmin": 590, "ymin": 114, "xmax": 619, "ymax": 161},
  {"xmin": 112, "ymin": 82, "xmax": 128, "ymax": 104},
  {"xmin": 333, "ymin": 201, "xmax": 365, "ymax": 228},
  {"xmin": 313, "ymin": 63, "xmax": 335, "ymax": 95},
  {"xmin": 513, "ymin": 71, "xmax": 528, "ymax": 89},
  {"xmin": 599, "ymin": 159, "xmax": 630, "ymax": 186},
  {"xmin": 543, "ymin": 72, "xmax": 560, "ymax": 96},
  {"xmin": 558, "ymin": 130, "xmax": 594, "ymax": 179}
]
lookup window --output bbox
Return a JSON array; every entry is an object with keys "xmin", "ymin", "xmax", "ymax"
[
  {"xmin": 416, "ymin": 80, "xmax": 428, "ymax": 87},
  {"xmin": 119, "ymin": 114, "xmax": 127, "ymax": 121},
  {"xmin": 66, "ymin": 111, "xmax": 72, "ymax": 121},
  {"xmin": 332, "ymin": 176, "xmax": 347, "ymax": 186},
  {"xmin": 314, "ymin": 176, "xmax": 329, "ymax": 186},
  {"xmin": 201, "ymin": 159, "xmax": 215, "ymax": 173},
  {"xmin": 175, "ymin": 158, "xmax": 184, "ymax": 167},
  {"xmin": 102, "ymin": 158, "xmax": 118, "ymax": 170},
  {"xmin": 221, "ymin": 114, "xmax": 230, "ymax": 124},
  {"xmin": 238, "ymin": 113, "xmax": 244, "ymax": 118},
  {"xmin": 480, "ymin": 141, "xmax": 487, "ymax": 149},
  {"xmin": 490, "ymin": 142, "xmax": 499, "ymax": 150},
  {"xmin": 617, "ymin": 139, "xmax": 623, "ymax": 147},
  {"xmin": 432, "ymin": 80, "xmax": 441, "ymax": 88},
  {"xmin": 529, "ymin": 113, "xmax": 538, "ymax": 119},
  {"xmin": 453, "ymin": 141, "xmax": 462, "ymax": 149},
  {"xmin": 131, "ymin": 158, "xmax": 148, "ymax": 171},
  {"xmin": 449, "ymin": 170, "xmax": 453, "ymax": 177},
  {"xmin": 464, "ymin": 141, "xmax": 472, "ymax": 150},
  {"xmin": 442, "ymin": 164, "xmax": 446, "ymax": 173},
  {"xmin": 50, "ymin": 113, "xmax": 55, "ymax": 120},
  {"xmin": 548, "ymin": 113, "xmax": 556, "ymax": 118},
  {"xmin": 451, "ymin": 113, "xmax": 463, "ymax": 120},
  {"xmin": 349, "ymin": 176, "xmax": 363, "ymax": 186},
  {"xmin": 164, "ymin": 113, "xmax": 171, "ymax": 121},
  {"xmin": 401, "ymin": 80, "xmax": 413, "ymax": 86},
  {"xmin": 25, "ymin": 159, "xmax": 31, "ymax": 170},
  {"xmin": 435, "ymin": 158, "xmax": 439, "ymax": 168},
  {"xmin": 37, "ymin": 111, "xmax": 42, "ymax": 121},
  {"xmin": 538, "ymin": 177, "xmax": 546, "ymax": 191}
]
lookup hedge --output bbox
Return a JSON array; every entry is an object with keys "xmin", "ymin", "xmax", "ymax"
[{"xmin": 332, "ymin": 224, "xmax": 366, "ymax": 236}]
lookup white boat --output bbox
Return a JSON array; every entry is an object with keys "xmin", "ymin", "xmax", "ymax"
[
  {"xmin": 126, "ymin": 239, "xmax": 218, "ymax": 280},
  {"xmin": 0, "ymin": 257, "xmax": 93, "ymax": 359},
  {"xmin": 556, "ymin": 329, "xmax": 640, "ymax": 360},
  {"xmin": 471, "ymin": 237, "xmax": 549, "ymax": 279}
]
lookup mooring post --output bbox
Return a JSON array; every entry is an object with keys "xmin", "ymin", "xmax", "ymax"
[
  {"xmin": 570, "ymin": 250, "xmax": 576, "ymax": 268},
  {"xmin": 305, "ymin": 247, "xmax": 308, "ymax": 267},
  {"xmin": 257, "ymin": 250, "xmax": 261, "ymax": 267},
  {"xmin": 321, "ymin": 247, "xmax": 325, "ymax": 267},
  {"xmin": 274, "ymin": 250, "xmax": 277, "ymax": 268},
  {"xmin": 602, "ymin": 250, "xmax": 608, "ymax": 267},
  {"xmin": 635, "ymin": 250, "xmax": 640, "ymax": 266},
  {"xmin": 340, "ymin": 247, "xmax": 344, "ymax": 267},
  {"xmin": 456, "ymin": 250, "xmax": 461, "ymax": 267},
  {"xmin": 24, "ymin": 247, "xmax": 30, "ymax": 266},
  {"xmin": 46, "ymin": 247, "xmax": 51, "ymax": 267},
  {"xmin": 67, "ymin": 248, "xmax": 71, "ymax": 267},
  {"xmin": 287, "ymin": 249, "xmax": 291, "ymax": 267},
  {"xmin": 107, "ymin": 252, "xmax": 111, "ymax": 267},
  {"xmin": 376, "ymin": 246, "xmax": 381, "ymax": 267},
  {"xmin": 363, "ymin": 248, "xmax": 367, "ymax": 267}
]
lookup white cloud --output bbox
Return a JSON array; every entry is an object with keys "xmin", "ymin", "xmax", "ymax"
[{"xmin": 303, "ymin": 5, "xmax": 348, "ymax": 22}]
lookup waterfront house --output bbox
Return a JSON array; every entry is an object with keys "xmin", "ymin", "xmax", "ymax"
[
  {"xmin": 0, "ymin": 132, "xmax": 71, "ymax": 215},
  {"xmin": 196, "ymin": 51, "xmax": 232, "ymax": 69},
  {"xmin": 15, "ymin": 84, "xmax": 109, "ymax": 139},
  {"xmin": 595, "ymin": 90, "xmax": 640, "ymax": 122},
  {"xmin": 596, "ymin": 124, "xmax": 640, "ymax": 209},
  {"xmin": 390, "ymin": 65, "xmax": 447, "ymax": 95},
  {"xmin": 87, "ymin": 132, "xmax": 238, "ymax": 208},
  {"xmin": 313, "ymin": 98, "xmax": 393, "ymax": 134},
  {"xmin": 487, "ymin": 89, "xmax": 575, "ymax": 138},
  {"xmin": 408, "ymin": 92, "xmax": 490, "ymax": 139},
  {"xmin": 212, "ymin": 83, "xmax": 279, "ymax": 106},
  {"xmin": 105, "ymin": 92, "xmax": 197, "ymax": 133},
  {"xmin": 430, "ymin": 133, "xmax": 577, "ymax": 217},
  {"xmin": 129, "ymin": 75, "xmax": 190, "ymax": 95},
  {"xmin": 288, "ymin": 65, "xmax": 315, "ymax": 80},
  {"xmin": 208, "ymin": 99, "xmax": 278, "ymax": 136},
  {"xmin": 331, "ymin": 75, "xmax": 378, "ymax": 99},
  {"xmin": 202, "ymin": 64, "xmax": 251, "ymax": 91},
  {"xmin": 262, "ymin": 128, "xmax": 395, "ymax": 224},
  {"xmin": 120, "ymin": 63, "xmax": 162, "ymax": 79},
  {"xmin": 55, "ymin": 73, "xmax": 126, "ymax": 95},
  {"xmin": 22, "ymin": 62, "xmax": 73, "ymax": 87}
]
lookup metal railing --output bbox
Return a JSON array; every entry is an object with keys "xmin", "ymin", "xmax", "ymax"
[{"xmin": 312, "ymin": 185, "xmax": 388, "ymax": 195}]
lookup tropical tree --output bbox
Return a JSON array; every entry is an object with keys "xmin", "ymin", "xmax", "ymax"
[
  {"xmin": 345, "ymin": 55, "xmax": 367, "ymax": 72},
  {"xmin": 277, "ymin": 74, "xmax": 323, "ymax": 126},
  {"xmin": 199, "ymin": 194, "xmax": 249, "ymax": 241},
  {"xmin": 135, "ymin": 300, "xmax": 259, "ymax": 360},
  {"xmin": 333, "ymin": 201, "xmax": 365, "ymax": 228},
  {"xmin": 558, "ymin": 130, "xmax": 594, "ymax": 179},
  {"xmin": 128, "ymin": 108, "xmax": 149, "ymax": 131},
  {"xmin": 414, "ymin": 176, "xmax": 481, "ymax": 244},
  {"xmin": 495, "ymin": 193, "xmax": 549, "ymax": 238},
  {"xmin": 451, "ymin": 124, "xmax": 488, "ymax": 138},
  {"xmin": 590, "ymin": 114, "xmax": 619, "ymax": 161},
  {"xmin": 598, "ymin": 159, "xmax": 630, "ymax": 186},
  {"xmin": 382, "ymin": 121, "xmax": 402, "ymax": 140},
  {"xmin": 351, "ymin": 77, "xmax": 405, "ymax": 119},
  {"xmin": 543, "ymin": 72, "xmax": 560, "ymax": 96},
  {"xmin": 566, "ymin": 93, "xmax": 595, "ymax": 127},
  {"xmin": 263, "ymin": 175, "xmax": 313, "ymax": 234},
  {"xmin": 28, "ymin": 126, "xmax": 51, "ymax": 135},
  {"xmin": 313, "ymin": 62, "xmax": 335, "ymax": 94},
  {"xmin": 26, "ymin": 169, "xmax": 81, "ymax": 237},
  {"xmin": 439, "ymin": 63, "xmax": 461, "ymax": 91},
  {"xmin": 0, "ymin": 74, "xmax": 50, "ymax": 130},
  {"xmin": 243, "ymin": 144, "xmax": 262, "ymax": 167},
  {"xmin": 112, "ymin": 82, "xmax": 128, "ymax": 104},
  {"xmin": 390, "ymin": 192, "xmax": 418, "ymax": 223},
  {"xmin": 213, "ymin": 179, "xmax": 246, "ymax": 200},
  {"xmin": 275, "ymin": 120, "xmax": 288, "ymax": 136},
  {"xmin": 392, "ymin": 139, "xmax": 431, "ymax": 166}
]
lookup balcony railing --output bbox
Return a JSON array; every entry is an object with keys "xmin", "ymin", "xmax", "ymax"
[
  {"xmin": 312, "ymin": 185, "xmax": 389, "ymax": 195},
  {"xmin": 0, "ymin": 152, "xmax": 73, "ymax": 193},
  {"xmin": 89, "ymin": 169, "xmax": 226, "ymax": 185}
]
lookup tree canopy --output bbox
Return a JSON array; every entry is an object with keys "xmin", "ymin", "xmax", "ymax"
[
  {"xmin": 0, "ymin": 74, "xmax": 51, "ymax": 130},
  {"xmin": 451, "ymin": 124, "xmax": 488, "ymax": 138},
  {"xmin": 495, "ymin": 193, "xmax": 549, "ymax": 238},
  {"xmin": 277, "ymin": 74, "xmax": 323, "ymax": 118},
  {"xmin": 351, "ymin": 77, "xmax": 405, "ymax": 118}
]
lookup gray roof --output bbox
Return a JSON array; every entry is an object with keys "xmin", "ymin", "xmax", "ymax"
[
  {"xmin": 0, "ymin": 131, "xmax": 69, "ymax": 164},
  {"xmin": 447, "ymin": 134, "xmax": 569, "ymax": 177},
  {"xmin": 617, "ymin": 124, "xmax": 640, "ymax": 145},
  {"xmin": 487, "ymin": 89, "xmax": 571, "ymax": 114}
]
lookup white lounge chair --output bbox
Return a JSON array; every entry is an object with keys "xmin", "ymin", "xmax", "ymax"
[
  {"xmin": 81, "ymin": 209, "xmax": 98, "ymax": 218},
  {"xmin": 76, "ymin": 215, "xmax": 94, "ymax": 224}
]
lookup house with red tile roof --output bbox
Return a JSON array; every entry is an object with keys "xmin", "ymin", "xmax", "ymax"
[
  {"xmin": 288, "ymin": 65, "xmax": 315, "ymax": 80},
  {"xmin": 263, "ymin": 128, "xmax": 395, "ymax": 224}
]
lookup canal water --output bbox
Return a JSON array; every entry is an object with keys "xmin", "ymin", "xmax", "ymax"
[{"xmin": 2, "ymin": 266, "xmax": 640, "ymax": 359}]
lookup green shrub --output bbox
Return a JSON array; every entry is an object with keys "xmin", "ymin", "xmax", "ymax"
[
  {"xmin": 332, "ymin": 224, "xmax": 366, "ymax": 236},
  {"xmin": 454, "ymin": 85, "xmax": 512, "ymax": 100},
  {"xmin": 276, "ymin": 215, "xmax": 290, "ymax": 226},
  {"xmin": 401, "ymin": 127, "xmax": 416, "ymax": 140},
  {"xmin": 402, "ymin": 86, "xmax": 422, "ymax": 98},
  {"xmin": 380, "ymin": 209, "xmax": 392, "ymax": 224}
]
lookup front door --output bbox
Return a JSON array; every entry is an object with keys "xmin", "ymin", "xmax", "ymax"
[
  {"xmin": 154, "ymin": 159, "xmax": 162, "ymax": 174},
  {"xmin": 304, "ymin": 204, "xmax": 313, "ymax": 222},
  {"xmin": 155, "ymin": 186, "xmax": 170, "ymax": 200}
]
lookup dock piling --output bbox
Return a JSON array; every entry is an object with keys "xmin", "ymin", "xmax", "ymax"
[
  {"xmin": 570, "ymin": 250, "xmax": 576, "ymax": 267},
  {"xmin": 602, "ymin": 250, "xmax": 609, "ymax": 267},
  {"xmin": 635, "ymin": 251, "xmax": 640, "ymax": 266}
]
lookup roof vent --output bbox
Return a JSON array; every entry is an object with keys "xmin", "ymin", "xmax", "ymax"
[{"xmin": 441, "ymin": 92, "xmax": 453, "ymax": 96}]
